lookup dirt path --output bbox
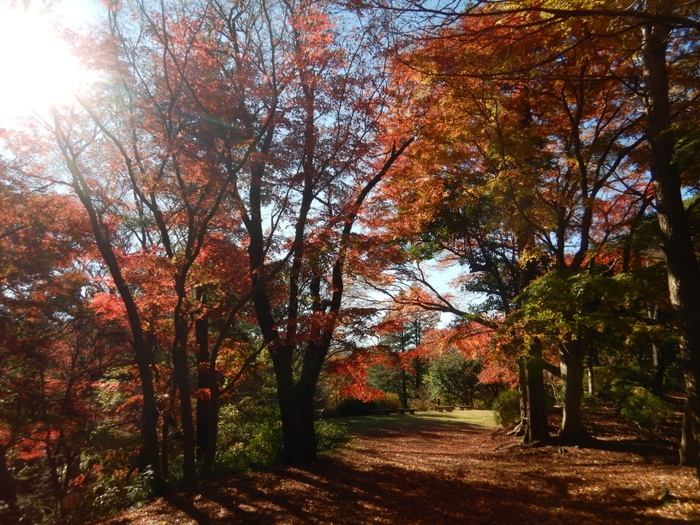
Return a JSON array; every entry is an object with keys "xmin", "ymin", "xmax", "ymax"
[{"xmin": 101, "ymin": 412, "xmax": 700, "ymax": 524}]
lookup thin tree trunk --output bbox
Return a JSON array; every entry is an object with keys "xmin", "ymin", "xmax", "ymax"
[
  {"xmin": 559, "ymin": 338, "xmax": 588, "ymax": 444},
  {"xmin": 59, "ymin": 148, "xmax": 163, "ymax": 488},
  {"xmin": 195, "ymin": 287, "xmax": 212, "ymax": 469},
  {"xmin": 401, "ymin": 367, "xmax": 408, "ymax": 408},
  {"xmin": 680, "ymin": 396, "xmax": 699, "ymax": 466},
  {"xmin": 161, "ymin": 415, "xmax": 170, "ymax": 481},
  {"xmin": 202, "ymin": 387, "xmax": 219, "ymax": 478},
  {"xmin": 647, "ymin": 306, "xmax": 666, "ymax": 397},
  {"xmin": 651, "ymin": 341, "xmax": 666, "ymax": 398},
  {"xmin": 525, "ymin": 343, "xmax": 549, "ymax": 443},
  {"xmin": 511, "ymin": 358, "xmax": 528, "ymax": 437},
  {"xmin": 173, "ymin": 313, "xmax": 197, "ymax": 483}
]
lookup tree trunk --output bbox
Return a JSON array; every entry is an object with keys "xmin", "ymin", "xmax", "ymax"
[
  {"xmin": 401, "ymin": 367, "xmax": 408, "ymax": 408},
  {"xmin": 202, "ymin": 387, "xmax": 219, "ymax": 478},
  {"xmin": 173, "ymin": 314, "xmax": 196, "ymax": 483},
  {"xmin": 587, "ymin": 345, "xmax": 598, "ymax": 397},
  {"xmin": 512, "ymin": 358, "xmax": 528, "ymax": 436},
  {"xmin": 647, "ymin": 305, "xmax": 666, "ymax": 397},
  {"xmin": 559, "ymin": 339, "xmax": 588, "ymax": 444},
  {"xmin": 271, "ymin": 347, "xmax": 317, "ymax": 464},
  {"xmin": 680, "ymin": 396, "xmax": 699, "ymax": 467},
  {"xmin": 57, "ymin": 130, "xmax": 165, "ymax": 490},
  {"xmin": 195, "ymin": 288, "xmax": 212, "ymax": 470},
  {"xmin": 651, "ymin": 341, "xmax": 667, "ymax": 398},
  {"xmin": 161, "ymin": 414, "xmax": 170, "ymax": 481},
  {"xmin": 524, "ymin": 343, "xmax": 549, "ymax": 443},
  {"xmin": 642, "ymin": 1, "xmax": 700, "ymax": 477}
]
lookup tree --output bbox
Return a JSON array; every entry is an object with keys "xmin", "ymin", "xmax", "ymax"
[
  {"xmin": 227, "ymin": 0, "xmax": 412, "ymax": 462},
  {"xmin": 367, "ymin": 310, "xmax": 435, "ymax": 407},
  {"xmin": 374, "ymin": 7, "xmax": 649, "ymax": 443},
  {"xmin": 427, "ymin": 348, "xmax": 482, "ymax": 406},
  {"xmin": 368, "ymin": 0, "xmax": 700, "ymax": 475},
  {"xmin": 0, "ymin": 173, "xmax": 134, "ymax": 521},
  {"xmin": 8, "ymin": 0, "xmax": 281, "ymax": 485}
]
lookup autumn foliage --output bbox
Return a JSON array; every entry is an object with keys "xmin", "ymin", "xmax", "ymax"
[{"xmin": 2, "ymin": 0, "xmax": 700, "ymax": 522}]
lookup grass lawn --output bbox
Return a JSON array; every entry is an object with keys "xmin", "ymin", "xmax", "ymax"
[{"xmin": 334, "ymin": 409, "xmax": 498, "ymax": 434}]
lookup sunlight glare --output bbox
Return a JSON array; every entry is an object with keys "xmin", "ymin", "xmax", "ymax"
[{"xmin": 0, "ymin": 4, "xmax": 92, "ymax": 120}]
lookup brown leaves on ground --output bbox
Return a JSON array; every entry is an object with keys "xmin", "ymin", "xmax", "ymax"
[{"xmin": 101, "ymin": 409, "xmax": 700, "ymax": 525}]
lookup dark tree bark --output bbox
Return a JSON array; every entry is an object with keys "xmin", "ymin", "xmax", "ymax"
[
  {"xmin": 642, "ymin": 0, "xmax": 700, "ymax": 472},
  {"xmin": 271, "ymin": 346, "xmax": 319, "ymax": 464},
  {"xmin": 511, "ymin": 358, "xmax": 527, "ymax": 437},
  {"xmin": 524, "ymin": 342, "xmax": 550, "ymax": 443},
  {"xmin": 680, "ymin": 397, "xmax": 699, "ymax": 466},
  {"xmin": 195, "ymin": 287, "xmax": 213, "ymax": 471},
  {"xmin": 172, "ymin": 311, "xmax": 197, "ymax": 483},
  {"xmin": 55, "ymin": 142, "xmax": 163, "ymax": 489},
  {"xmin": 650, "ymin": 340, "xmax": 667, "ymax": 398},
  {"xmin": 558, "ymin": 337, "xmax": 589, "ymax": 444}
]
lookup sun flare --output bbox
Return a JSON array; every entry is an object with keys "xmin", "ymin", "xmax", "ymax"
[{"xmin": 0, "ymin": 4, "xmax": 92, "ymax": 120}]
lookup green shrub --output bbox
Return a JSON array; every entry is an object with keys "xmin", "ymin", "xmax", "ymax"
[
  {"xmin": 594, "ymin": 366, "xmax": 646, "ymax": 398},
  {"xmin": 315, "ymin": 420, "xmax": 350, "ymax": 452},
  {"xmin": 335, "ymin": 397, "xmax": 378, "ymax": 417},
  {"xmin": 618, "ymin": 387, "xmax": 672, "ymax": 436},
  {"xmin": 214, "ymin": 399, "xmax": 283, "ymax": 474},
  {"xmin": 245, "ymin": 419, "xmax": 283, "ymax": 467},
  {"xmin": 375, "ymin": 392, "xmax": 401, "ymax": 410},
  {"xmin": 491, "ymin": 388, "xmax": 521, "ymax": 428}
]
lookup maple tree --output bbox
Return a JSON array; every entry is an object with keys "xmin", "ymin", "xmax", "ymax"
[
  {"xmin": 5, "ymin": 0, "xmax": 286, "ymax": 487},
  {"xmin": 222, "ymin": 0, "xmax": 412, "ymax": 463},
  {"xmin": 13, "ymin": 0, "xmax": 412, "ymax": 475},
  {"xmin": 0, "ymin": 166, "xmax": 139, "ymax": 521}
]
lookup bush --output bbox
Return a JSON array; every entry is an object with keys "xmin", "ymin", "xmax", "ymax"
[
  {"xmin": 594, "ymin": 366, "xmax": 646, "ymax": 398},
  {"xmin": 244, "ymin": 419, "xmax": 283, "ymax": 467},
  {"xmin": 409, "ymin": 386, "xmax": 433, "ymax": 411},
  {"xmin": 618, "ymin": 387, "xmax": 672, "ymax": 436},
  {"xmin": 375, "ymin": 392, "xmax": 401, "ymax": 410},
  {"xmin": 491, "ymin": 388, "xmax": 521, "ymax": 428},
  {"xmin": 214, "ymin": 398, "xmax": 283, "ymax": 474},
  {"xmin": 335, "ymin": 397, "xmax": 378, "ymax": 417},
  {"xmin": 315, "ymin": 420, "xmax": 350, "ymax": 452}
]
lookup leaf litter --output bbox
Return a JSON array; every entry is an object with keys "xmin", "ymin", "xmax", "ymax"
[{"xmin": 99, "ymin": 407, "xmax": 700, "ymax": 524}]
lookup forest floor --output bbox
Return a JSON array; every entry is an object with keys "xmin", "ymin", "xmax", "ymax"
[{"xmin": 100, "ymin": 401, "xmax": 700, "ymax": 524}]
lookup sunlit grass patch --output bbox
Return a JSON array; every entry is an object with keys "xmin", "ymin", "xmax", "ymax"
[{"xmin": 335, "ymin": 409, "xmax": 497, "ymax": 434}]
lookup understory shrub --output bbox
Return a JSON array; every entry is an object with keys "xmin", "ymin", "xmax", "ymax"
[
  {"xmin": 335, "ymin": 397, "xmax": 378, "ymax": 417},
  {"xmin": 375, "ymin": 392, "xmax": 401, "ymax": 410},
  {"xmin": 492, "ymin": 388, "xmax": 521, "ymax": 428},
  {"xmin": 616, "ymin": 385, "xmax": 672, "ymax": 436},
  {"xmin": 214, "ymin": 397, "xmax": 283, "ymax": 474},
  {"xmin": 315, "ymin": 420, "xmax": 350, "ymax": 452},
  {"xmin": 409, "ymin": 387, "xmax": 434, "ymax": 411},
  {"xmin": 593, "ymin": 365, "xmax": 647, "ymax": 398}
]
